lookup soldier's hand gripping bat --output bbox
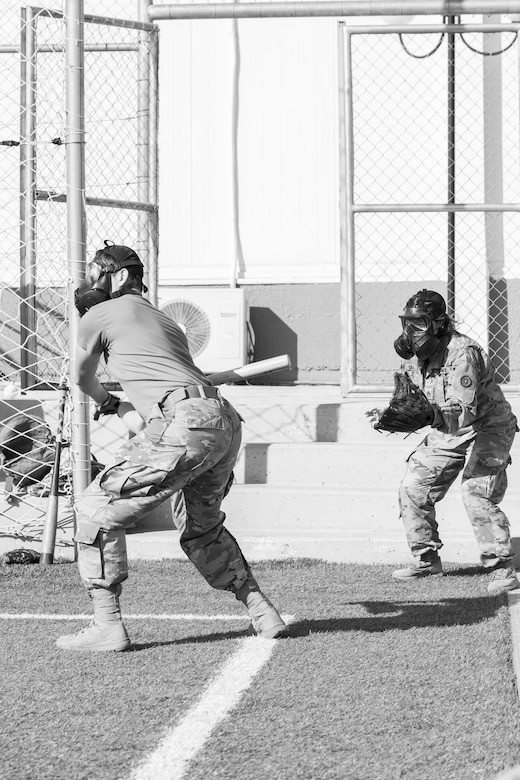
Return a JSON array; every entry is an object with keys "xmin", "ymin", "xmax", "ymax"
[{"xmin": 104, "ymin": 355, "xmax": 292, "ymax": 435}]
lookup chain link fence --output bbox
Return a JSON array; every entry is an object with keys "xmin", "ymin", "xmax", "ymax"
[
  {"xmin": 1, "ymin": 5, "xmax": 518, "ymax": 540},
  {"xmin": 0, "ymin": 1, "xmax": 157, "ymax": 543},
  {"xmin": 340, "ymin": 21, "xmax": 520, "ymax": 389}
]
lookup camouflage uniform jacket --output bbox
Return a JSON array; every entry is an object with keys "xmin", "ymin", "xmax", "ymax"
[{"xmin": 405, "ymin": 333, "xmax": 517, "ymax": 443}]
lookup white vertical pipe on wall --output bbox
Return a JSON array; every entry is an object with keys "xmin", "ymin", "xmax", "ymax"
[
  {"xmin": 148, "ymin": 24, "xmax": 159, "ymax": 303},
  {"xmin": 483, "ymin": 16, "xmax": 508, "ymax": 380},
  {"xmin": 230, "ymin": 17, "xmax": 245, "ymax": 287},
  {"xmin": 338, "ymin": 23, "xmax": 356, "ymax": 395},
  {"xmin": 19, "ymin": 7, "xmax": 38, "ymax": 390},
  {"xmin": 137, "ymin": 0, "xmax": 154, "ymax": 300},
  {"xmin": 65, "ymin": 0, "xmax": 91, "ymax": 501},
  {"xmin": 483, "ymin": 22, "xmax": 505, "ymax": 280}
]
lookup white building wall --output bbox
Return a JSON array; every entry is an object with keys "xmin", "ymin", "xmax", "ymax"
[{"xmin": 157, "ymin": 17, "xmax": 342, "ymax": 285}]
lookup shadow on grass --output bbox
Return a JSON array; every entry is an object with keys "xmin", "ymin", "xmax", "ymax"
[
  {"xmin": 442, "ymin": 564, "xmax": 487, "ymax": 577},
  {"xmin": 129, "ymin": 626, "xmax": 251, "ymax": 651},
  {"xmin": 128, "ymin": 593, "xmax": 502, "ymax": 648},
  {"xmin": 286, "ymin": 595, "xmax": 503, "ymax": 637}
]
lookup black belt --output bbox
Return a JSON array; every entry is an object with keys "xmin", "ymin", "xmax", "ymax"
[{"xmin": 160, "ymin": 385, "xmax": 220, "ymax": 410}]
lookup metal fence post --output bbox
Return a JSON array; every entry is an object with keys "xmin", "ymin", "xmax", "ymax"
[
  {"xmin": 65, "ymin": 0, "xmax": 91, "ymax": 510},
  {"xmin": 19, "ymin": 7, "xmax": 38, "ymax": 390},
  {"xmin": 338, "ymin": 23, "xmax": 357, "ymax": 395}
]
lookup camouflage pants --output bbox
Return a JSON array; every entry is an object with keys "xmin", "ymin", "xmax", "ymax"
[
  {"xmin": 399, "ymin": 427, "xmax": 516, "ymax": 566},
  {"xmin": 75, "ymin": 395, "xmax": 250, "ymax": 593}
]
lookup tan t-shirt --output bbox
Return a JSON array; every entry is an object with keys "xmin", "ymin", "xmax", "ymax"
[{"xmin": 78, "ymin": 294, "xmax": 209, "ymax": 420}]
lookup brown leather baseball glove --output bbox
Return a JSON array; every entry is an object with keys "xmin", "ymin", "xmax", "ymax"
[{"xmin": 370, "ymin": 371, "xmax": 434, "ymax": 434}]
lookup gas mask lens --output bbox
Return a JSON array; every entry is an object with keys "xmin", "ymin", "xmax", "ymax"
[
  {"xmin": 400, "ymin": 316, "xmax": 430, "ymax": 333},
  {"xmin": 74, "ymin": 261, "xmax": 112, "ymax": 317},
  {"xmin": 85, "ymin": 261, "xmax": 103, "ymax": 285}
]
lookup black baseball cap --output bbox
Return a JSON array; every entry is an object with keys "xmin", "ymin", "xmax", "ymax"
[{"xmin": 93, "ymin": 240, "xmax": 144, "ymax": 272}]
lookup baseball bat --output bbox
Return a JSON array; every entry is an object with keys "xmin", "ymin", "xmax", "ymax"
[
  {"xmin": 40, "ymin": 381, "xmax": 68, "ymax": 565},
  {"xmin": 207, "ymin": 354, "xmax": 291, "ymax": 385},
  {"xmin": 117, "ymin": 354, "xmax": 292, "ymax": 435}
]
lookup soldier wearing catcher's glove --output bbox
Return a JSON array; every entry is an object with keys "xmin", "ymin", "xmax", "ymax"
[
  {"xmin": 387, "ymin": 289, "xmax": 518, "ymax": 595},
  {"xmin": 372, "ymin": 370, "xmax": 434, "ymax": 434}
]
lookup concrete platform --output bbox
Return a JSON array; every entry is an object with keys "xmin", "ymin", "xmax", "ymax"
[{"xmin": 2, "ymin": 384, "xmax": 520, "ymax": 566}]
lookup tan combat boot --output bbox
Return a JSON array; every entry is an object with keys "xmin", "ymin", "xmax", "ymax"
[
  {"xmin": 392, "ymin": 551, "xmax": 443, "ymax": 580},
  {"xmin": 56, "ymin": 585, "xmax": 131, "ymax": 652},
  {"xmin": 235, "ymin": 577, "xmax": 287, "ymax": 639},
  {"xmin": 487, "ymin": 562, "xmax": 520, "ymax": 596}
]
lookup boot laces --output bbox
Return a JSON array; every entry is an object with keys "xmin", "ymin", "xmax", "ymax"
[
  {"xmin": 490, "ymin": 565, "xmax": 515, "ymax": 581},
  {"xmin": 72, "ymin": 619, "xmax": 99, "ymax": 637}
]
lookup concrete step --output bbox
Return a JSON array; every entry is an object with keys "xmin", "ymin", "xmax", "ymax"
[
  {"xmin": 234, "ymin": 441, "xmax": 417, "ymax": 485},
  {"xmin": 125, "ymin": 527, "xmax": 487, "ymax": 566},
  {"xmin": 123, "ymin": 482, "xmax": 520, "ymax": 564},
  {"xmin": 1, "ymin": 478, "xmax": 517, "ymax": 566},
  {"xmin": 125, "ymin": 481, "xmax": 520, "ymax": 565},
  {"xmin": 221, "ymin": 484, "xmax": 520, "ymax": 534},
  {"xmin": 85, "ymin": 387, "xmax": 396, "ymax": 459},
  {"xmin": 3, "ymin": 386, "xmax": 520, "ymax": 567},
  {"xmin": 233, "ymin": 439, "xmax": 520, "ymax": 486}
]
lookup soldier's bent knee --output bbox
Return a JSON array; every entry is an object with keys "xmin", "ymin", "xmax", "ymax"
[{"xmin": 75, "ymin": 522, "xmax": 128, "ymax": 588}]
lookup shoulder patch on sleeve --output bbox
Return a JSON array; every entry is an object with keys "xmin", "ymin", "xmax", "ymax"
[{"xmin": 452, "ymin": 362, "xmax": 478, "ymax": 405}]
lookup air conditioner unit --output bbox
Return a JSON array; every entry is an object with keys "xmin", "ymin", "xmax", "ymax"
[{"xmin": 157, "ymin": 287, "xmax": 249, "ymax": 373}]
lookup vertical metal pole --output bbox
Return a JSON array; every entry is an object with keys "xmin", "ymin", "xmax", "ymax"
[
  {"xmin": 19, "ymin": 7, "xmax": 38, "ymax": 389},
  {"xmin": 65, "ymin": 0, "xmax": 91, "ymax": 510},
  {"xmin": 148, "ymin": 25, "xmax": 160, "ymax": 306},
  {"xmin": 447, "ymin": 16, "xmax": 456, "ymax": 318},
  {"xmin": 230, "ymin": 17, "xmax": 245, "ymax": 287},
  {"xmin": 137, "ymin": 0, "xmax": 154, "ymax": 301},
  {"xmin": 483, "ymin": 18, "xmax": 508, "ymax": 381},
  {"xmin": 338, "ymin": 23, "xmax": 356, "ymax": 395}
]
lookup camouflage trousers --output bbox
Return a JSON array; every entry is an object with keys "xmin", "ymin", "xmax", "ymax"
[
  {"xmin": 75, "ymin": 394, "xmax": 251, "ymax": 593},
  {"xmin": 399, "ymin": 427, "xmax": 517, "ymax": 567}
]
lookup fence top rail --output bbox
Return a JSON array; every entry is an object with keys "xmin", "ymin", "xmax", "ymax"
[
  {"xmin": 30, "ymin": 6, "xmax": 157, "ymax": 31},
  {"xmin": 352, "ymin": 204, "xmax": 520, "ymax": 213},
  {"xmin": 148, "ymin": 2, "xmax": 520, "ymax": 21},
  {"xmin": 346, "ymin": 23, "xmax": 520, "ymax": 33}
]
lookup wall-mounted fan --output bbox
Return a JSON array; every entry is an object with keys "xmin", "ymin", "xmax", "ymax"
[
  {"xmin": 158, "ymin": 287, "xmax": 249, "ymax": 373},
  {"xmin": 161, "ymin": 298, "xmax": 211, "ymax": 357}
]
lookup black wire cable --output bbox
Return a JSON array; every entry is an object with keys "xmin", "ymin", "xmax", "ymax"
[
  {"xmin": 398, "ymin": 32, "xmax": 445, "ymax": 59},
  {"xmin": 398, "ymin": 24, "xmax": 518, "ymax": 59},
  {"xmin": 459, "ymin": 30, "xmax": 517, "ymax": 56}
]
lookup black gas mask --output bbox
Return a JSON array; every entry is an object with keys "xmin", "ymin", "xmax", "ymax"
[
  {"xmin": 74, "ymin": 261, "xmax": 113, "ymax": 316},
  {"xmin": 394, "ymin": 289, "xmax": 448, "ymax": 361},
  {"xmin": 74, "ymin": 241, "xmax": 146, "ymax": 317}
]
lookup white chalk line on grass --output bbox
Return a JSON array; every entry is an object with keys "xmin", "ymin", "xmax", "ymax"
[
  {"xmin": 0, "ymin": 613, "xmax": 251, "ymax": 621},
  {"xmin": 129, "ymin": 614, "xmax": 294, "ymax": 780},
  {"xmin": 0, "ymin": 609, "xmax": 294, "ymax": 779}
]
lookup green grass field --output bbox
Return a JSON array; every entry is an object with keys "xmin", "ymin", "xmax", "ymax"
[{"xmin": 1, "ymin": 558, "xmax": 519, "ymax": 780}]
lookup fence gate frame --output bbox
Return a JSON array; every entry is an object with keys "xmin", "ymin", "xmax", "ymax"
[
  {"xmin": 62, "ymin": 1, "xmax": 159, "ymax": 499},
  {"xmin": 338, "ymin": 19, "xmax": 520, "ymax": 396}
]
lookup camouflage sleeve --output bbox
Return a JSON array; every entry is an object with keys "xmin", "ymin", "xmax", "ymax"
[{"xmin": 431, "ymin": 347, "xmax": 480, "ymax": 434}]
